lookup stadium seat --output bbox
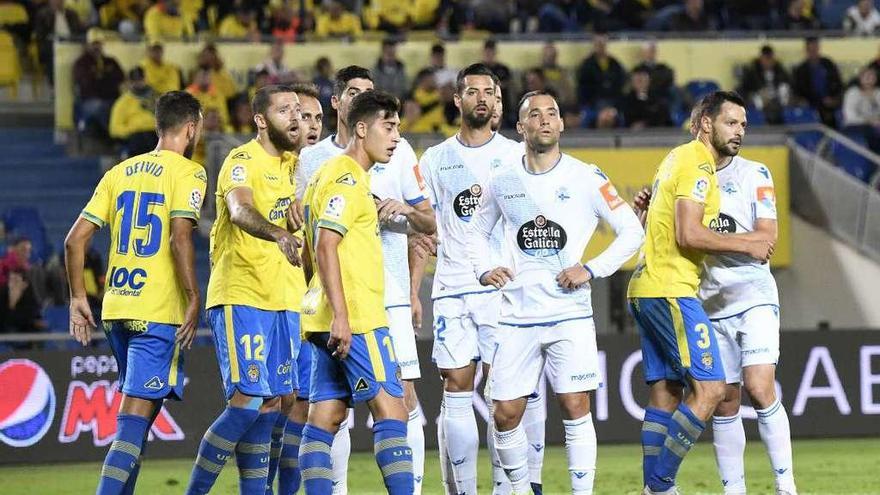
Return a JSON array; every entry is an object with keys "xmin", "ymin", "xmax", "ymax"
[
  {"xmin": 43, "ymin": 305, "xmax": 78, "ymax": 351},
  {"xmin": 684, "ymin": 80, "xmax": 720, "ymax": 101},
  {"xmin": 783, "ymin": 106, "xmax": 821, "ymax": 124},
  {"xmin": 828, "ymin": 140, "xmax": 878, "ymax": 183},
  {"xmin": 746, "ymin": 106, "xmax": 766, "ymax": 126},
  {"xmin": 817, "ymin": 0, "xmax": 852, "ymax": 29},
  {"xmin": 2, "ymin": 207, "xmax": 51, "ymax": 263}
]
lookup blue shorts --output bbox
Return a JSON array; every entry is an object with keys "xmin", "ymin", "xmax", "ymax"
[
  {"xmin": 629, "ymin": 297, "xmax": 725, "ymax": 384},
  {"xmin": 207, "ymin": 306, "xmax": 300, "ymax": 400},
  {"xmin": 308, "ymin": 327, "xmax": 403, "ymax": 405},
  {"xmin": 104, "ymin": 320, "xmax": 184, "ymax": 401},
  {"xmin": 296, "ymin": 341, "xmax": 312, "ymax": 401}
]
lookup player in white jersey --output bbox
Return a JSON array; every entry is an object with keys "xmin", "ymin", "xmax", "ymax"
[
  {"xmin": 296, "ymin": 65, "xmax": 436, "ymax": 494},
  {"xmin": 469, "ymin": 90, "xmax": 643, "ymax": 494},
  {"xmin": 413, "ymin": 65, "xmax": 544, "ymax": 495}
]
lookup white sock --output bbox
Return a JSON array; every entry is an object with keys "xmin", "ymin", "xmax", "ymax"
[
  {"xmin": 564, "ymin": 414, "xmax": 597, "ymax": 495},
  {"xmin": 757, "ymin": 400, "xmax": 796, "ymax": 493},
  {"xmin": 331, "ymin": 415, "xmax": 351, "ymax": 494},
  {"xmin": 713, "ymin": 414, "xmax": 747, "ymax": 493},
  {"xmin": 443, "ymin": 390, "xmax": 478, "ymax": 495},
  {"xmin": 486, "ymin": 397, "xmax": 512, "ymax": 494},
  {"xmin": 408, "ymin": 408, "xmax": 425, "ymax": 495},
  {"xmin": 438, "ymin": 400, "xmax": 456, "ymax": 495},
  {"xmin": 524, "ymin": 393, "xmax": 547, "ymax": 486},
  {"xmin": 494, "ymin": 423, "xmax": 530, "ymax": 493}
]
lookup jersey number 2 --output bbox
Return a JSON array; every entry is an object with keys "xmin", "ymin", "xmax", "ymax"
[{"xmin": 116, "ymin": 191, "xmax": 165, "ymax": 257}]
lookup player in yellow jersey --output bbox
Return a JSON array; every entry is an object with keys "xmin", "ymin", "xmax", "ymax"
[
  {"xmin": 64, "ymin": 91, "xmax": 206, "ymax": 495},
  {"xmin": 298, "ymin": 90, "xmax": 413, "ymax": 494},
  {"xmin": 186, "ymin": 85, "xmax": 305, "ymax": 495},
  {"xmin": 627, "ymin": 91, "xmax": 775, "ymax": 495}
]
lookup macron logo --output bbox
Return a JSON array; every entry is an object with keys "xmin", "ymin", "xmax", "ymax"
[
  {"xmin": 452, "ymin": 457, "xmax": 466, "ymax": 466},
  {"xmin": 531, "ymin": 443, "xmax": 544, "ymax": 452}
]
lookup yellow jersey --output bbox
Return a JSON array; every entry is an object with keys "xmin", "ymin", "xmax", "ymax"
[
  {"xmin": 81, "ymin": 150, "xmax": 207, "ymax": 324},
  {"xmin": 627, "ymin": 140, "xmax": 720, "ymax": 298},
  {"xmin": 140, "ymin": 58, "xmax": 181, "ymax": 95},
  {"xmin": 301, "ymin": 155, "xmax": 386, "ymax": 336},
  {"xmin": 207, "ymin": 139, "xmax": 306, "ymax": 311}
]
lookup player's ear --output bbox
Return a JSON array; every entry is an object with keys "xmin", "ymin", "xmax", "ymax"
[
  {"xmin": 254, "ymin": 112, "xmax": 267, "ymax": 130},
  {"xmin": 516, "ymin": 119, "xmax": 524, "ymax": 136},
  {"xmin": 700, "ymin": 114, "xmax": 712, "ymax": 134},
  {"xmin": 453, "ymin": 92, "xmax": 461, "ymax": 111},
  {"xmin": 356, "ymin": 120, "xmax": 367, "ymax": 139},
  {"xmin": 330, "ymin": 94, "xmax": 340, "ymax": 111}
]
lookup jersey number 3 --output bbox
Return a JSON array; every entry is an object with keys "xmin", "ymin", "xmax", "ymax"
[{"xmin": 116, "ymin": 191, "xmax": 165, "ymax": 257}]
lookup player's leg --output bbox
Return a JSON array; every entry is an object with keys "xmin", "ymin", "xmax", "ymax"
[
  {"xmin": 277, "ymin": 341, "xmax": 313, "ymax": 494},
  {"xmin": 711, "ymin": 317, "xmax": 747, "ymax": 495},
  {"xmin": 268, "ymin": 392, "xmax": 295, "ymax": 494},
  {"xmin": 545, "ymin": 319, "xmax": 602, "ymax": 495},
  {"xmin": 266, "ymin": 311, "xmax": 300, "ymax": 495},
  {"xmin": 187, "ymin": 306, "xmax": 273, "ymax": 495},
  {"xmin": 483, "ymin": 361, "xmax": 511, "ymax": 495},
  {"xmin": 299, "ymin": 333, "xmax": 351, "ymax": 495},
  {"xmin": 346, "ymin": 328, "xmax": 413, "ymax": 495},
  {"xmin": 523, "ymin": 391, "xmax": 546, "ymax": 494},
  {"xmin": 740, "ymin": 306, "xmax": 796, "ymax": 495},
  {"xmin": 648, "ymin": 298, "xmax": 727, "ymax": 494},
  {"xmin": 331, "ymin": 409, "xmax": 352, "ymax": 494},
  {"xmin": 432, "ymin": 296, "xmax": 480, "ymax": 495}
]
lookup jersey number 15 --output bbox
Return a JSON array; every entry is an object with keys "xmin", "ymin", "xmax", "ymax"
[{"xmin": 116, "ymin": 191, "xmax": 165, "ymax": 257}]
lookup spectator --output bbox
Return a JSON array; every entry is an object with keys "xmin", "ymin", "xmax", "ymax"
[
  {"xmin": 532, "ymin": 0, "xmax": 582, "ymax": 32},
  {"xmin": 471, "ymin": 0, "xmax": 513, "ymax": 33},
  {"xmin": 632, "ymin": 40, "xmax": 676, "ymax": 111},
  {"xmin": 783, "ymin": 0, "xmax": 819, "ymax": 30},
  {"xmin": 144, "ymin": 0, "xmax": 195, "ymax": 40},
  {"xmin": 186, "ymin": 69, "xmax": 231, "ymax": 132},
  {"xmin": 793, "ymin": 36, "xmax": 844, "ymax": 127},
  {"xmin": 403, "ymin": 68, "xmax": 449, "ymax": 133},
  {"xmin": 561, "ymin": 104, "xmax": 583, "ymax": 129},
  {"xmin": 254, "ymin": 39, "xmax": 293, "ymax": 83},
  {"xmin": 410, "ymin": 0, "xmax": 440, "ymax": 28},
  {"xmin": 99, "ymin": 0, "xmax": 150, "ymax": 34},
  {"xmin": 0, "ymin": 0, "xmax": 30, "ymax": 47},
  {"xmin": 364, "ymin": 0, "xmax": 411, "ymax": 32},
  {"xmin": 722, "ymin": 0, "xmax": 780, "ymax": 30},
  {"xmin": 522, "ymin": 68, "xmax": 548, "ymax": 96},
  {"xmin": 64, "ymin": 0, "xmax": 96, "ymax": 27},
  {"xmin": 218, "ymin": 6, "xmax": 260, "ymax": 40},
  {"xmin": 738, "ymin": 45, "xmax": 791, "ymax": 125},
  {"xmin": 109, "ymin": 67, "xmax": 158, "ymax": 156},
  {"xmin": 842, "ymin": 66, "xmax": 880, "ymax": 152},
  {"xmin": 843, "ymin": 0, "xmax": 880, "ymax": 36},
  {"xmin": 576, "ymin": 32, "xmax": 626, "ymax": 111},
  {"xmin": 229, "ymin": 94, "xmax": 256, "ymax": 134},
  {"xmin": 669, "ymin": 0, "xmax": 714, "ymax": 31},
  {"xmin": 191, "ymin": 107, "xmax": 222, "ymax": 166},
  {"xmin": 314, "ymin": 0, "xmax": 362, "ymax": 40},
  {"xmin": 140, "ymin": 40, "xmax": 181, "ymax": 95},
  {"xmin": 428, "ymin": 43, "xmax": 457, "ymax": 88},
  {"xmin": 622, "ymin": 67, "xmax": 672, "ymax": 129},
  {"xmin": 34, "ymin": 0, "xmax": 83, "ymax": 84},
  {"xmin": 0, "ymin": 270, "xmax": 46, "ymax": 337},
  {"xmin": 373, "ymin": 38, "xmax": 408, "ymax": 100},
  {"xmin": 313, "ymin": 56, "xmax": 335, "ymax": 118},
  {"xmin": 539, "ymin": 41, "xmax": 575, "ymax": 107},
  {"xmin": 611, "ymin": 0, "xmax": 655, "ymax": 30},
  {"xmin": 268, "ymin": 2, "xmax": 302, "ymax": 42},
  {"xmin": 482, "ymin": 39, "xmax": 514, "ymax": 126},
  {"xmin": 73, "ymin": 29, "xmax": 124, "ymax": 138},
  {"xmin": 0, "ymin": 237, "xmax": 32, "ymax": 286},
  {"xmin": 594, "ymin": 106, "xmax": 620, "ymax": 129},
  {"xmin": 247, "ymin": 68, "xmax": 272, "ymax": 101},
  {"xmin": 193, "ymin": 43, "xmax": 237, "ymax": 100}
]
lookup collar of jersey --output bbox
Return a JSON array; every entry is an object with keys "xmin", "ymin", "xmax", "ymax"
[
  {"xmin": 337, "ymin": 154, "xmax": 369, "ymax": 183},
  {"xmin": 244, "ymin": 138, "xmax": 295, "ymax": 168},
  {"xmin": 691, "ymin": 139, "xmax": 717, "ymax": 173}
]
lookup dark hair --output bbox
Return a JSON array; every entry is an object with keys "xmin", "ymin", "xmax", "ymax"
[
  {"xmin": 333, "ymin": 65, "xmax": 373, "ymax": 98},
  {"xmin": 455, "ymin": 63, "xmax": 499, "ymax": 94},
  {"xmin": 698, "ymin": 91, "xmax": 746, "ymax": 120},
  {"xmin": 516, "ymin": 90, "xmax": 557, "ymax": 117},
  {"xmin": 760, "ymin": 44, "xmax": 774, "ymax": 56},
  {"xmin": 316, "ymin": 56, "xmax": 331, "ymax": 70},
  {"xmin": 483, "ymin": 39, "xmax": 497, "ymax": 50},
  {"xmin": 431, "ymin": 43, "xmax": 445, "ymax": 55},
  {"xmin": 252, "ymin": 84, "xmax": 296, "ymax": 115},
  {"xmin": 128, "ymin": 67, "xmax": 145, "ymax": 81},
  {"xmin": 155, "ymin": 91, "xmax": 202, "ymax": 133},
  {"xmin": 291, "ymin": 82, "xmax": 319, "ymax": 100},
  {"xmin": 805, "ymin": 36, "xmax": 819, "ymax": 45},
  {"xmin": 346, "ymin": 90, "xmax": 399, "ymax": 134},
  {"xmin": 381, "ymin": 38, "xmax": 398, "ymax": 48}
]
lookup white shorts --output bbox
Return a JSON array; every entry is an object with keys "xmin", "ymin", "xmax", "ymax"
[
  {"xmin": 431, "ymin": 291, "xmax": 500, "ymax": 370},
  {"xmin": 489, "ymin": 317, "xmax": 601, "ymax": 401},
  {"xmin": 387, "ymin": 306, "xmax": 421, "ymax": 380},
  {"xmin": 711, "ymin": 304, "xmax": 780, "ymax": 384}
]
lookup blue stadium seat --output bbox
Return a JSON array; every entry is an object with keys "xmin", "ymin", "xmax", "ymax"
[
  {"xmin": 817, "ymin": 0, "xmax": 853, "ymax": 28},
  {"xmin": 783, "ymin": 106, "xmax": 821, "ymax": 124},
  {"xmin": 2, "ymin": 207, "xmax": 51, "ymax": 263},
  {"xmin": 793, "ymin": 131, "xmax": 824, "ymax": 151},
  {"xmin": 42, "ymin": 305, "xmax": 77, "ymax": 351},
  {"xmin": 829, "ymin": 140, "xmax": 877, "ymax": 183},
  {"xmin": 746, "ymin": 106, "xmax": 766, "ymax": 126},
  {"xmin": 684, "ymin": 80, "xmax": 720, "ymax": 101}
]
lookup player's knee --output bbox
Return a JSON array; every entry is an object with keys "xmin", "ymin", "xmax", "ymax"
[
  {"xmin": 261, "ymin": 396, "xmax": 282, "ymax": 413},
  {"xmin": 714, "ymin": 388, "xmax": 742, "ymax": 417},
  {"xmin": 279, "ymin": 393, "xmax": 297, "ymax": 416},
  {"xmin": 441, "ymin": 369, "xmax": 475, "ymax": 392},
  {"xmin": 693, "ymin": 380, "xmax": 727, "ymax": 406},
  {"xmin": 402, "ymin": 381, "xmax": 419, "ymax": 412},
  {"xmin": 557, "ymin": 392, "xmax": 590, "ymax": 420},
  {"xmin": 493, "ymin": 399, "xmax": 526, "ymax": 432},
  {"xmin": 744, "ymin": 382, "xmax": 777, "ymax": 409},
  {"xmin": 369, "ymin": 389, "xmax": 409, "ymax": 422}
]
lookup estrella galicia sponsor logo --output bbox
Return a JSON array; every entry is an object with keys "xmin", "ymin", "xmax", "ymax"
[
  {"xmin": 709, "ymin": 212, "xmax": 736, "ymax": 233},
  {"xmin": 517, "ymin": 215, "xmax": 567, "ymax": 257},
  {"xmin": 453, "ymin": 184, "xmax": 482, "ymax": 221}
]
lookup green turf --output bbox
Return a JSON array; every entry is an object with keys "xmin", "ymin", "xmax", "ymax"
[{"xmin": 2, "ymin": 439, "xmax": 878, "ymax": 494}]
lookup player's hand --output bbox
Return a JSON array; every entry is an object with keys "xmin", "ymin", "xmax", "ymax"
[
  {"xmin": 288, "ymin": 199, "xmax": 305, "ymax": 232},
  {"xmin": 69, "ymin": 296, "xmax": 96, "ymax": 347},
  {"xmin": 748, "ymin": 239, "xmax": 775, "ymax": 263},
  {"xmin": 328, "ymin": 314, "xmax": 353, "ymax": 359},
  {"xmin": 633, "ymin": 186, "xmax": 652, "ymax": 225},
  {"xmin": 176, "ymin": 296, "xmax": 201, "ymax": 349},
  {"xmin": 409, "ymin": 233, "xmax": 438, "ymax": 258},
  {"xmin": 275, "ymin": 230, "xmax": 303, "ymax": 266},
  {"xmin": 556, "ymin": 264, "xmax": 592, "ymax": 290},
  {"xmin": 479, "ymin": 267, "xmax": 514, "ymax": 289},
  {"xmin": 411, "ymin": 293, "xmax": 423, "ymax": 330},
  {"xmin": 376, "ymin": 199, "xmax": 414, "ymax": 223}
]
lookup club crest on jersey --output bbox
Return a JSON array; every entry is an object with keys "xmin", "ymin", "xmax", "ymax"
[
  {"xmin": 517, "ymin": 215, "xmax": 567, "ymax": 257},
  {"xmin": 336, "ymin": 173, "xmax": 356, "ymax": 186},
  {"xmin": 453, "ymin": 184, "xmax": 482, "ymax": 221},
  {"xmin": 491, "ymin": 158, "xmax": 502, "ymax": 169},
  {"xmin": 721, "ymin": 181, "xmax": 738, "ymax": 194},
  {"xmin": 710, "ymin": 213, "xmax": 736, "ymax": 233},
  {"xmin": 247, "ymin": 364, "xmax": 260, "ymax": 383},
  {"xmin": 231, "ymin": 165, "xmax": 247, "ymax": 183},
  {"xmin": 701, "ymin": 352, "xmax": 714, "ymax": 369}
]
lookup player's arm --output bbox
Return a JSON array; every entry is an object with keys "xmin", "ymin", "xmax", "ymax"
[
  {"xmin": 169, "ymin": 217, "xmax": 200, "ymax": 349},
  {"xmin": 736, "ymin": 167, "xmax": 779, "ymax": 244},
  {"xmin": 407, "ymin": 231, "xmax": 437, "ymax": 330},
  {"xmin": 675, "ymin": 199, "xmax": 772, "ymax": 261},
  {"xmin": 302, "ymin": 234, "xmax": 314, "ymax": 283},
  {"xmin": 225, "ymin": 187, "xmax": 301, "ymax": 266},
  {"xmin": 468, "ymin": 181, "xmax": 512, "ymax": 289},
  {"xmin": 376, "ymin": 197, "xmax": 436, "ymax": 234},
  {"xmin": 64, "ymin": 217, "xmax": 100, "ymax": 346},
  {"xmin": 315, "ymin": 228, "xmax": 352, "ymax": 359}
]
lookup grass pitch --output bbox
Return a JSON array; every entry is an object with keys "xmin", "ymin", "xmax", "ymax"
[{"xmin": 2, "ymin": 438, "xmax": 878, "ymax": 494}]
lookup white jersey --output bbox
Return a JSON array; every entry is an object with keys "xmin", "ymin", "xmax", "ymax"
[
  {"xmin": 468, "ymin": 152, "xmax": 644, "ymax": 325},
  {"xmin": 699, "ymin": 156, "xmax": 779, "ymax": 318},
  {"xmin": 419, "ymin": 132, "xmax": 515, "ymax": 299},
  {"xmin": 296, "ymin": 134, "xmax": 428, "ymax": 308}
]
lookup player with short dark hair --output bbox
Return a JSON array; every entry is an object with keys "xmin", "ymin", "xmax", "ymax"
[
  {"xmin": 628, "ymin": 90, "xmax": 774, "ymax": 495},
  {"xmin": 186, "ymin": 84, "xmax": 305, "ymax": 494},
  {"xmin": 65, "ymin": 90, "xmax": 206, "ymax": 495},
  {"xmin": 299, "ymin": 90, "xmax": 413, "ymax": 495}
]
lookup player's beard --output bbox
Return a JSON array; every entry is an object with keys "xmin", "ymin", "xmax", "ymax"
[
  {"xmin": 267, "ymin": 119, "xmax": 298, "ymax": 152},
  {"xmin": 712, "ymin": 131, "xmax": 741, "ymax": 157},
  {"xmin": 183, "ymin": 135, "xmax": 197, "ymax": 159},
  {"xmin": 463, "ymin": 104, "xmax": 493, "ymax": 130}
]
